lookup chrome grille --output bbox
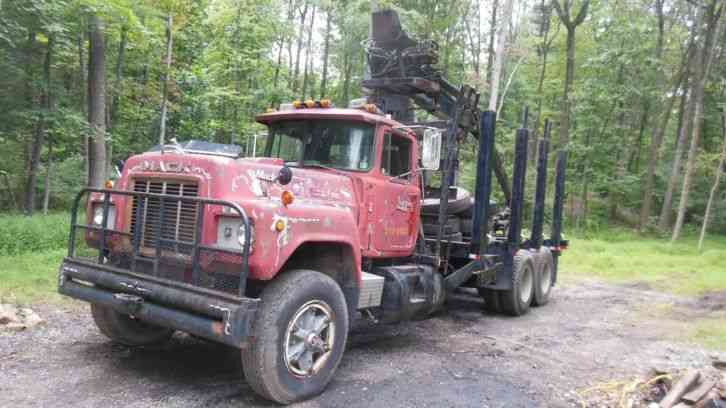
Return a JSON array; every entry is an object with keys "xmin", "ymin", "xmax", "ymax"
[{"xmin": 130, "ymin": 179, "xmax": 199, "ymax": 253}]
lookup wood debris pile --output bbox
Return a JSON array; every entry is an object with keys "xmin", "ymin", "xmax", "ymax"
[{"xmin": 577, "ymin": 362, "xmax": 726, "ymax": 408}]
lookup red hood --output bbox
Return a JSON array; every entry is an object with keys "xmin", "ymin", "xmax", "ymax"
[{"xmin": 118, "ymin": 152, "xmax": 361, "ymax": 215}]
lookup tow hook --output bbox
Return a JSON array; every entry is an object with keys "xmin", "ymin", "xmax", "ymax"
[{"xmin": 114, "ymin": 293, "xmax": 144, "ymax": 314}]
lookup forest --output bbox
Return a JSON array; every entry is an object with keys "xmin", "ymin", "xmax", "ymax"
[{"xmin": 0, "ymin": 0, "xmax": 725, "ymax": 242}]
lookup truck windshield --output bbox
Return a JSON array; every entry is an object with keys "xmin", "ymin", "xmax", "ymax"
[{"xmin": 265, "ymin": 120, "xmax": 375, "ymax": 171}]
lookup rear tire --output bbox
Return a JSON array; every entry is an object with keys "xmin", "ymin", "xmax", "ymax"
[
  {"xmin": 241, "ymin": 269, "xmax": 349, "ymax": 404},
  {"xmin": 90, "ymin": 304, "xmax": 173, "ymax": 346},
  {"xmin": 499, "ymin": 252, "xmax": 535, "ymax": 316},
  {"xmin": 532, "ymin": 247, "xmax": 554, "ymax": 306}
]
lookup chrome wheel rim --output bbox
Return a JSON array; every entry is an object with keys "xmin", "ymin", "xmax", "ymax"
[
  {"xmin": 520, "ymin": 266, "xmax": 533, "ymax": 304},
  {"xmin": 540, "ymin": 264, "xmax": 552, "ymax": 296},
  {"xmin": 283, "ymin": 300, "xmax": 335, "ymax": 377}
]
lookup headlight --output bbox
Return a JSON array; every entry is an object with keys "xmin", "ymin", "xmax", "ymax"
[
  {"xmin": 217, "ymin": 217, "xmax": 254, "ymax": 252},
  {"xmin": 91, "ymin": 204, "xmax": 115, "ymax": 229},
  {"xmin": 93, "ymin": 206, "xmax": 104, "ymax": 225}
]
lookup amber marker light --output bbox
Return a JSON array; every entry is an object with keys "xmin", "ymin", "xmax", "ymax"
[
  {"xmin": 364, "ymin": 104, "xmax": 377, "ymax": 113},
  {"xmin": 319, "ymin": 99, "xmax": 332, "ymax": 108},
  {"xmin": 104, "ymin": 180, "xmax": 114, "ymax": 189},
  {"xmin": 304, "ymin": 99, "xmax": 316, "ymax": 108},
  {"xmin": 274, "ymin": 219, "xmax": 286, "ymax": 232},
  {"xmin": 292, "ymin": 100, "xmax": 303, "ymax": 109},
  {"xmin": 281, "ymin": 190, "xmax": 294, "ymax": 206}
]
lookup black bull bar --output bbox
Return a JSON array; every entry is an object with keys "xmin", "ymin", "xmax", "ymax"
[{"xmin": 58, "ymin": 188, "xmax": 258, "ymax": 348}]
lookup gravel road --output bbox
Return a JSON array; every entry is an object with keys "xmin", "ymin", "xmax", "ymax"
[{"xmin": 1, "ymin": 280, "xmax": 722, "ymax": 407}]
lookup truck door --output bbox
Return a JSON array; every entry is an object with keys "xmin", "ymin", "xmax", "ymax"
[{"xmin": 369, "ymin": 128, "xmax": 420, "ymax": 255}]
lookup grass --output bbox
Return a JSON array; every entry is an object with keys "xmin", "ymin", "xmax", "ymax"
[
  {"xmin": 562, "ymin": 229, "xmax": 726, "ymax": 350},
  {"xmin": 561, "ymin": 229, "xmax": 726, "ymax": 295},
  {"xmin": 690, "ymin": 318, "xmax": 726, "ymax": 350},
  {"xmin": 0, "ymin": 249, "xmax": 66, "ymax": 305},
  {"xmin": 0, "ymin": 212, "xmax": 69, "ymax": 256}
]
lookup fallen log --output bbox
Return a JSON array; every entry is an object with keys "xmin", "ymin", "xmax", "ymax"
[
  {"xmin": 682, "ymin": 379, "xmax": 716, "ymax": 404},
  {"xmin": 660, "ymin": 370, "xmax": 701, "ymax": 408}
]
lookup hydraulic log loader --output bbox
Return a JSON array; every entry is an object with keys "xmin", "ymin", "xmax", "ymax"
[{"xmin": 57, "ymin": 9, "xmax": 568, "ymax": 404}]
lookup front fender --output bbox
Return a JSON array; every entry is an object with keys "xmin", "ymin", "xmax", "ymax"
[{"xmin": 247, "ymin": 202, "xmax": 362, "ymax": 283}]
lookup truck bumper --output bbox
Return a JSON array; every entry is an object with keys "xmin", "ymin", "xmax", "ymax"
[{"xmin": 58, "ymin": 258, "xmax": 259, "ymax": 349}]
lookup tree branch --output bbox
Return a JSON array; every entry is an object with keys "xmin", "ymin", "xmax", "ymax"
[{"xmin": 573, "ymin": 0, "xmax": 590, "ymax": 27}]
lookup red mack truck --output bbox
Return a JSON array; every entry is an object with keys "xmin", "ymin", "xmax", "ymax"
[{"xmin": 57, "ymin": 9, "xmax": 568, "ymax": 404}]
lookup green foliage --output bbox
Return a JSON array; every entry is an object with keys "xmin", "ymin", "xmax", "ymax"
[
  {"xmin": 561, "ymin": 228, "xmax": 726, "ymax": 295},
  {"xmin": 0, "ymin": 213, "xmax": 69, "ymax": 256},
  {"xmin": 0, "ymin": 249, "xmax": 65, "ymax": 304}
]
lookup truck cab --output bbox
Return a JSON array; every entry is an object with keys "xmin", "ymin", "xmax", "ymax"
[{"xmin": 257, "ymin": 104, "xmax": 422, "ymax": 258}]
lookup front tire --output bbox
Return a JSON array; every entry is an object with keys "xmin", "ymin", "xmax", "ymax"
[
  {"xmin": 90, "ymin": 304, "xmax": 173, "ymax": 346},
  {"xmin": 241, "ymin": 269, "xmax": 349, "ymax": 404}
]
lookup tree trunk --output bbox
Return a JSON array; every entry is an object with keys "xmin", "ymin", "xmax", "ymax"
[
  {"xmin": 109, "ymin": 25, "xmax": 127, "ymax": 131},
  {"xmin": 558, "ymin": 27, "xmax": 575, "ymax": 146},
  {"xmin": 698, "ymin": 111, "xmax": 726, "ymax": 251},
  {"xmin": 292, "ymin": 2, "xmax": 309, "ymax": 93},
  {"xmin": 108, "ymin": 25, "xmax": 127, "ymax": 175},
  {"xmin": 485, "ymin": 0, "xmax": 498, "ymax": 86},
  {"xmin": 534, "ymin": 1, "xmax": 556, "ymax": 142},
  {"xmin": 638, "ymin": 35, "xmax": 691, "ymax": 231},
  {"xmin": 659, "ymin": 76, "xmax": 692, "ymax": 230},
  {"xmin": 342, "ymin": 51, "xmax": 352, "ymax": 105},
  {"xmin": 320, "ymin": 7, "xmax": 332, "ymax": 98},
  {"xmin": 273, "ymin": 35, "xmax": 284, "ymax": 89},
  {"xmin": 609, "ymin": 98, "xmax": 628, "ymax": 221},
  {"xmin": 672, "ymin": 2, "xmax": 723, "ymax": 241},
  {"xmin": 2, "ymin": 172, "xmax": 18, "ymax": 210},
  {"xmin": 158, "ymin": 14, "xmax": 173, "ymax": 152},
  {"xmin": 78, "ymin": 30, "xmax": 86, "ymax": 117},
  {"xmin": 285, "ymin": 1, "xmax": 294, "ymax": 77},
  {"xmin": 301, "ymin": 5, "xmax": 316, "ymax": 99},
  {"xmin": 25, "ymin": 34, "xmax": 53, "ymax": 215},
  {"xmin": 77, "ymin": 30, "xmax": 89, "ymax": 181},
  {"xmin": 42, "ymin": 140, "xmax": 52, "ymax": 215},
  {"xmin": 552, "ymin": 0, "xmax": 590, "ymax": 147},
  {"xmin": 487, "ymin": 0, "xmax": 513, "ymax": 112},
  {"xmin": 87, "ymin": 14, "xmax": 107, "ymax": 188}
]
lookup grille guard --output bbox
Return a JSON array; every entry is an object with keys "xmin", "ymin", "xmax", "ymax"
[{"xmin": 67, "ymin": 188, "xmax": 252, "ymax": 298}]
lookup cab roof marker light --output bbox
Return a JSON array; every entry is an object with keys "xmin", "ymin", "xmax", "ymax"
[{"xmin": 279, "ymin": 103, "xmax": 295, "ymax": 111}]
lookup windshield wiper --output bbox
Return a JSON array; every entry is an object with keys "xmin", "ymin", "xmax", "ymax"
[
  {"xmin": 301, "ymin": 163, "xmax": 351, "ymax": 178},
  {"xmin": 302, "ymin": 162, "xmax": 334, "ymax": 170}
]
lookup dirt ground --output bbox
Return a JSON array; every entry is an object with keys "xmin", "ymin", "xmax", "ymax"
[{"xmin": 1, "ymin": 279, "xmax": 724, "ymax": 408}]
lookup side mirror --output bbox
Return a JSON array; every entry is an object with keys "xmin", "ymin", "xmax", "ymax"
[
  {"xmin": 421, "ymin": 128, "xmax": 442, "ymax": 171},
  {"xmin": 277, "ymin": 165, "xmax": 293, "ymax": 185}
]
